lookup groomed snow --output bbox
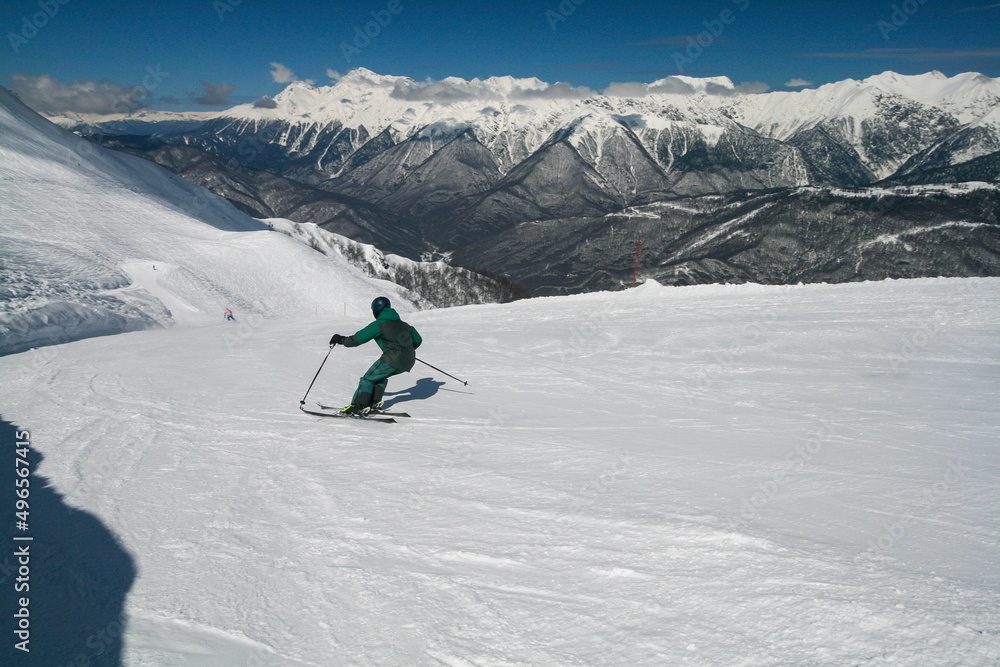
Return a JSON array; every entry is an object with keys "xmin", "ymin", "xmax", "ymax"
[{"xmin": 1, "ymin": 277, "xmax": 998, "ymax": 665}]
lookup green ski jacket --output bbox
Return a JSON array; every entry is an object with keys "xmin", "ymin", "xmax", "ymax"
[{"xmin": 341, "ymin": 307, "xmax": 422, "ymax": 372}]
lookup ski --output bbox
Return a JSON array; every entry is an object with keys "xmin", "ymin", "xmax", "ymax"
[
  {"xmin": 317, "ymin": 403, "xmax": 410, "ymax": 418},
  {"xmin": 299, "ymin": 406, "xmax": 396, "ymax": 423}
]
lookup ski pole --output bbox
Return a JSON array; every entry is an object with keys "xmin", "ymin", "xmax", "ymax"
[
  {"xmin": 300, "ymin": 346, "xmax": 334, "ymax": 405},
  {"xmin": 416, "ymin": 357, "xmax": 469, "ymax": 386}
]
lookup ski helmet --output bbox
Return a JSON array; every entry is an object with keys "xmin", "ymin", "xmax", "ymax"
[{"xmin": 371, "ymin": 296, "xmax": 390, "ymax": 316}]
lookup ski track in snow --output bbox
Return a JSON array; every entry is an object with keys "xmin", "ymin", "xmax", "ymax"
[{"xmin": 1, "ymin": 278, "xmax": 999, "ymax": 665}]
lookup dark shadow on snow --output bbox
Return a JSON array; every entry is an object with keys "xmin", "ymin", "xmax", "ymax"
[
  {"xmin": 0, "ymin": 416, "xmax": 136, "ymax": 666},
  {"xmin": 382, "ymin": 377, "xmax": 446, "ymax": 408}
]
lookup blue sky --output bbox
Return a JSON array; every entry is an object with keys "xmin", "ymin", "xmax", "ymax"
[{"xmin": 2, "ymin": 0, "xmax": 998, "ymax": 113}]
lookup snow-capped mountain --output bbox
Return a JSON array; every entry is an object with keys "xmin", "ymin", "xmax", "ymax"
[
  {"xmin": 67, "ymin": 68, "xmax": 1000, "ymax": 187},
  {"xmin": 63, "ymin": 69, "xmax": 1000, "ymax": 254},
  {"xmin": 52, "ymin": 68, "xmax": 1000, "ymax": 291},
  {"xmin": 0, "ymin": 86, "xmax": 520, "ymax": 355},
  {"xmin": 733, "ymin": 71, "xmax": 1000, "ymax": 181},
  {"xmin": 52, "ymin": 107, "xmax": 217, "ymax": 137}
]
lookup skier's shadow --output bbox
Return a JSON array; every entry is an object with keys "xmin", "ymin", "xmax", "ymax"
[
  {"xmin": 383, "ymin": 377, "xmax": 445, "ymax": 408},
  {"xmin": 0, "ymin": 416, "xmax": 136, "ymax": 666}
]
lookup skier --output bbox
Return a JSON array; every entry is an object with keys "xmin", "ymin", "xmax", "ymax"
[
  {"xmin": 224, "ymin": 308, "xmax": 235, "ymax": 321},
  {"xmin": 329, "ymin": 297, "xmax": 422, "ymax": 415}
]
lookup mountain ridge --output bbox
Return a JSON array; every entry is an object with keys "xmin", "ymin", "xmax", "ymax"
[
  {"xmin": 52, "ymin": 68, "xmax": 1000, "ymax": 188},
  {"xmin": 44, "ymin": 68, "xmax": 1000, "ymax": 291}
]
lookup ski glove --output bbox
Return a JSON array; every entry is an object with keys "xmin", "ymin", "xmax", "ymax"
[{"xmin": 329, "ymin": 334, "xmax": 345, "ymax": 346}]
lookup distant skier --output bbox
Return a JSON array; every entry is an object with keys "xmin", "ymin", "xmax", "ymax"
[
  {"xmin": 329, "ymin": 297, "xmax": 422, "ymax": 415},
  {"xmin": 224, "ymin": 308, "xmax": 235, "ymax": 321}
]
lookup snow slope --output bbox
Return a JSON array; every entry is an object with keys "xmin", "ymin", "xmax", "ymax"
[
  {"xmin": 1, "ymin": 277, "xmax": 998, "ymax": 665},
  {"xmin": 265, "ymin": 218, "xmax": 527, "ymax": 307},
  {"xmin": 0, "ymin": 86, "xmax": 419, "ymax": 356}
]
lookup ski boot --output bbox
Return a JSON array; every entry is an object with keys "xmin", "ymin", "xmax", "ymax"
[
  {"xmin": 367, "ymin": 386, "xmax": 386, "ymax": 414},
  {"xmin": 341, "ymin": 391, "xmax": 373, "ymax": 416}
]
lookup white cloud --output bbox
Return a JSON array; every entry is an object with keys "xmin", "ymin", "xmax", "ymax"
[
  {"xmin": 784, "ymin": 78, "xmax": 813, "ymax": 87},
  {"xmin": 602, "ymin": 81, "xmax": 653, "ymax": 97},
  {"xmin": 603, "ymin": 77, "xmax": 770, "ymax": 98},
  {"xmin": 388, "ymin": 77, "xmax": 592, "ymax": 103},
  {"xmin": 513, "ymin": 82, "xmax": 593, "ymax": 100},
  {"xmin": 269, "ymin": 62, "xmax": 297, "ymax": 84},
  {"xmin": 326, "ymin": 69, "xmax": 342, "ymax": 83},
  {"xmin": 732, "ymin": 81, "xmax": 770, "ymax": 94},
  {"xmin": 268, "ymin": 62, "xmax": 315, "ymax": 86},
  {"xmin": 390, "ymin": 78, "xmax": 494, "ymax": 102},
  {"xmin": 954, "ymin": 3, "xmax": 1000, "ymax": 11},
  {"xmin": 648, "ymin": 78, "xmax": 702, "ymax": 95},
  {"xmin": 8, "ymin": 73, "xmax": 148, "ymax": 115}
]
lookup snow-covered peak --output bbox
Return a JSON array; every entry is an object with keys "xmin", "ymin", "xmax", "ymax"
[
  {"xmin": 730, "ymin": 70, "xmax": 1000, "ymax": 144},
  {"xmin": 268, "ymin": 79, "xmax": 325, "ymax": 115},
  {"xmin": 863, "ymin": 69, "xmax": 948, "ymax": 89},
  {"xmin": 862, "ymin": 70, "xmax": 1000, "ymax": 113},
  {"xmin": 202, "ymin": 67, "xmax": 1000, "ymax": 184},
  {"xmin": 38, "ymin": 68, "xmax": 1000, "ymax": 143},
  {"xmin": 338, "ymin": 66, "xmax": 410, "ymax": 87},
  {"xmin": 45, "ymin": 107, "xmax": 220, "ymax": 129}
]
